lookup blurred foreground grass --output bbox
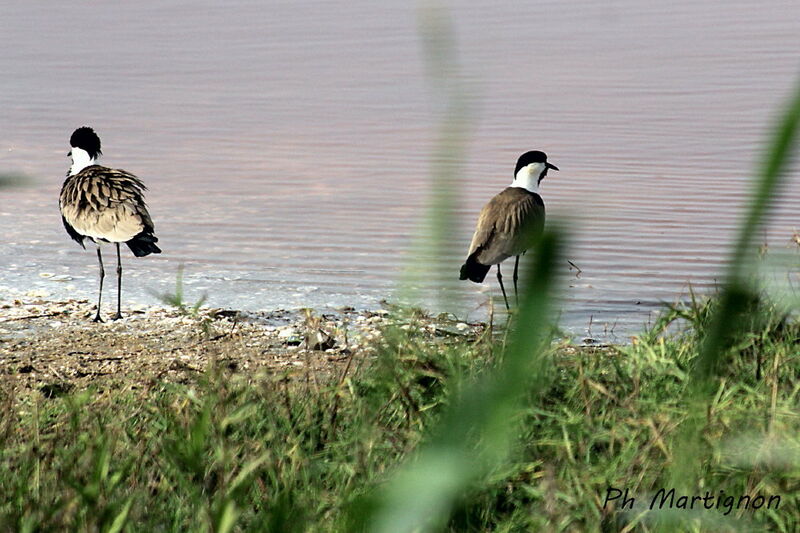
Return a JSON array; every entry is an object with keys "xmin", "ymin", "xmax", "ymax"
[{"xmin": 1, "ymin": 293, "xmax": 799, "ymax": 531}]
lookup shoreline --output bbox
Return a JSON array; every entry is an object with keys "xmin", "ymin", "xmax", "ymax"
[{"xmin": 0, "ymin": 297, "xmax": 492, "ymax": 397}]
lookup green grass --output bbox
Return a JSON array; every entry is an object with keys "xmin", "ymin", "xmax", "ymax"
[{"xmin": 1, "ymin": 295, "xmax": 798, "ymax": 532}]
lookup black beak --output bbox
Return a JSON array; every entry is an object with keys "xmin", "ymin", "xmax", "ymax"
[
  {"xmin": 67, "ymin": 151, "xmax": 72, "ymax": 157},
  {"xmin": 546, "ymin": 162, "xmax": 559, "ymax": 171}
]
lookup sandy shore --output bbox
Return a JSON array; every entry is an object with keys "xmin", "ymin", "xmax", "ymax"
[{"xmin": 0, "ymin": 298, "xmax": 484, "ymax": 398}]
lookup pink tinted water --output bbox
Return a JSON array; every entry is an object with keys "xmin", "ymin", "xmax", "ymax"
[{"xmin": 1, "ymin": 1, "xmax": 799, "ymax": 339}]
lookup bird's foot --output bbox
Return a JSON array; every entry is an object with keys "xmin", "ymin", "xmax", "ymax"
[
  {"xmin": 92, "ymin": 314, "xmax": 104, "ymax": 323},
  {"xmin": 111, "ymin": 313, "xmax": 123, "ymax": 321}
]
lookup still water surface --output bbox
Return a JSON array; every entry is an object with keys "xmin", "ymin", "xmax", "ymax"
[{"xmin": 2, "ymin": 1, "xmax": 799, "ymax": 340}]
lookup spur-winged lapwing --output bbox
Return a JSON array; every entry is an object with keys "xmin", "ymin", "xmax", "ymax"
[
  {"xmin": 460, "ymin": 150, "xmax": 558, "ymax": 309},
  {"xmin": 59, "ymin": 127, "xmax": 161, "ymax": 321}
]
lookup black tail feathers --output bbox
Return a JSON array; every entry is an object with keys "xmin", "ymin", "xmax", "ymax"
[
  {"xmin": 126, "ymin": 232, "xmax": 162, "ymax": 257},
  {"xmin": 459, "ymin": 254, "xmax": 491, "ymax": 283}
]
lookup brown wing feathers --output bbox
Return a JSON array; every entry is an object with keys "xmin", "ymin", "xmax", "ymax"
[
  {"xmin": 460, "ymin": 187, "xmax": 544, "ymax": 283},
  {"xmin": 59, "ymin": 165, "xmax": 161, "ymax": 256}
]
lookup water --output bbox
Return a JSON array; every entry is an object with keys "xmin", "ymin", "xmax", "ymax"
[{"xmin": 2, "ymin": 1, "xmax": 799, "ymax": 341}]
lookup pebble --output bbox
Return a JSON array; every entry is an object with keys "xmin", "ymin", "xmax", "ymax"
[
  {"xmin": 277, "ymin": 327, "xmax": 297, "ymax": 339},
  {"xmin": 25, "ymin": 290, "xmax": 49, "ymax": 298}
]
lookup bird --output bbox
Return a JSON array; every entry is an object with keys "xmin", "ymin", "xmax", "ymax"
[
  {"xmin": 460, "ymin": 150, "xmax": 558, "ymax": 309},
  {"xmin": 59, "ymin": 126, "xmax": 161, "ymax": 321}
]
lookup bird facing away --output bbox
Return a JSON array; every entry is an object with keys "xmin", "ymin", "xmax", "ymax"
[
  {"xmin": 460, "ymin": 150, "xmax": 558, "ymax": 309},
  {"xmin": 59, "ymin": 127, "xmax": 161, "ymax": 321}
]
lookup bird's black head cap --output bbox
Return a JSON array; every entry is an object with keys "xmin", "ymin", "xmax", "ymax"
[
  {"xmin": 514, "ymin": 150, "xmax": 559, "ymax": 184},
  {"xmin": 70, "ymin": 127, "xmax": 102, "ymax": 159},
  {"xmin": 514, "ymin": 150, "xmax": 549, "ymax": 175}
]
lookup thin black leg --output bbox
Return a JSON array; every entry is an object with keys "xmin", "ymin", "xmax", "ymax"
[
  {"xmin": 513, "ymin": 255, "xmax": 520, "ymax": 306},
  {"xmin": 113, "ymin": 243, "xmax": 123, "ymax": 320},
  {"xmin": 94, "ymin": 245, "xmax": 105, "ymax": 322},
  {"xmin": 496, "ymin": 264, "xmax": 509, "ymax": 311}
]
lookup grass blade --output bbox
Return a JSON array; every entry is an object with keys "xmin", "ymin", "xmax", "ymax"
[
  {"xmin": 105, "ymin": 497, "xmax": 133, "ymax": 533},
  {"xmin": 662, "ymin": 77, "xmax": 800, "ymax": 527},
  {"xmin": 693, "ymin": 79, "xmax": 800, "ymax": 381},
  {"xmin": 368, "ymin": 228, "xmax": 564, "ymax": 533}
]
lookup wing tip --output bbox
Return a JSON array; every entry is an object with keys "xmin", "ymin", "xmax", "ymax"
[{"xmin": 460, "ymin": 254, "xmax": 491, "ymax": 283}]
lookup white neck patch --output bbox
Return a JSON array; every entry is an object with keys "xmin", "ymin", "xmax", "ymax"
[
  {"xmin": 510, "ymin": 162, "xmax": 545, "ymax": 193},
  {"xmin": 69, "ymin": 147, "xmax": 96, "ymax": 175}
]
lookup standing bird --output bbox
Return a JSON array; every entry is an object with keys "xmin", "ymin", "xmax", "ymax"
[
  {"xmin": 460, "ymin": 150, "xmax": 558, "ymax": 309},
  {"xmin": 59, "ymin": 127, "xmax": 161, "ymax": 321}
]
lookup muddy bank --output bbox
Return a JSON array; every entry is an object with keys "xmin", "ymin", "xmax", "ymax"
[{"xmin": 0, "ymin": 298, "xmax": 485, "ymax": 398}]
